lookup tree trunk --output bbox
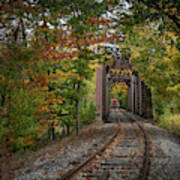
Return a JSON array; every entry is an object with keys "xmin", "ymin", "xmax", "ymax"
[
  {"xmin": 51, "ymin": 122, "xmax": 55, "ymax": 140},
  {"xmin": 67, "ymin": 125, "xmax": 70, "ymax": 135},
  {"xmin": 76, "ymin": 82, "xmax": 81, "ymax": 135},
  {"xmin": 1, "ymin": 94, "xmax": 5, "ymax": 107}
]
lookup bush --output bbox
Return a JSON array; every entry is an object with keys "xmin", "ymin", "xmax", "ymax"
[
  {"xmin": 0, "ymin": 88, "xmax": 45, "ymax": 153},
  {"xmin": 159, "ymin": 113, "xmax": 180, "ymax": 136},
  {"xmin": 80, "ymin": 103, "xmax": 96, "ymax": 125}
]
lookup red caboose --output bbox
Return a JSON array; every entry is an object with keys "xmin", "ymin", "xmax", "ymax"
[{"xmin": 111, "ymin": 98, "xmax": 120, "ymax": 109}]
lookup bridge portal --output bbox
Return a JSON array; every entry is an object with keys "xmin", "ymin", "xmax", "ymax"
[{"xmin": 96, "ymin": 45, "xmax": 153, "ymax": 121}]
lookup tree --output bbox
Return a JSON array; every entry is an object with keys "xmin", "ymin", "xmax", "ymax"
[
  {"xmin": 119, "ymin": 0, "xmax": 180, "ymax": 121},
  {"xmin": 0, "ymin": 0, "xmax": 121, "ymax": 154}
]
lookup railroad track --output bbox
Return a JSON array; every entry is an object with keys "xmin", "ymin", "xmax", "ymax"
[
  {"xmin": 59, "ymin": 109, "xmax": 152, "ymax": 180},
  {"xmin": 120, "ymin": 109, "xmax": 152, "ymax": 180}
]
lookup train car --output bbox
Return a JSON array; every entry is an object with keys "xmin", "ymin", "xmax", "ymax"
[{"xmin": 111, "ymin": 98, "xmax": 120, "ymax": 109}]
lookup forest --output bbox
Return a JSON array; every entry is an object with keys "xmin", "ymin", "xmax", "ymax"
[{"xmin": 0, "ymin": 0, "xmax": 179, "ymax": 156}]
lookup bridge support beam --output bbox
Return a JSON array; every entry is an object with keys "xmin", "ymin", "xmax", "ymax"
[
  {"xmin": 138, "ymin": 77, "xmax": 143, "ymax": 116},
  {"xmin": 129, "ymin": 74, "xmax": 153, "ymax": 119},
  {"xmin": 131, "ymin": 75, "xmax": 135, "ymax": 113},
  {"xmin": 96, "ymin": 65, "xmax": 104, "ymax": 121},
  {"xmin": 141, "ymin": 81, "xmax": 146, "ymax": 117},
  {"xmin": 139, "ymin": 81, "xmax": 153, "ymax": 118},
  {"xmin": 135, "ymin": 75, "xmax": 139, "ymax": 114},
  {"xmin": 127, "ymin": 84, "xmax": 132, "ymax": 111},
  {"xmin": 96, "ymin": 65, "xmax": 107, "ymax": 121},
  {"xmin": 105, "ymin": 77, "xmax": 110, "ymax": 121},
  {"xmin": 143, "ymin": 84, "xmax": 153, "ymax": 118}
]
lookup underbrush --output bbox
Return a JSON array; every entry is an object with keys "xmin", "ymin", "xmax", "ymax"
[
  {"xmin": 159, "ymin": 113, "xmax": 180, "ymax": 136},
  {"xmin": 80, "ymin": 103, "xmax": 96, "ymax": 125}
]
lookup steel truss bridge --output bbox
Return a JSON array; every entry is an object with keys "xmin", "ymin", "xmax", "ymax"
[{"xmin": 96, "ymin": 46, "xmax": 153, "ymax": 121}]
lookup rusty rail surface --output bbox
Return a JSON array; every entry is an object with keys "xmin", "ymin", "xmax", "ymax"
[{"xmin": 58, "ymin": 121, "xmax": 120, "ymax": 180}]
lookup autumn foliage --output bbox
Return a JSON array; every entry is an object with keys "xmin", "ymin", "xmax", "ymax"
[{"xmin": 0, "ymin": 0, "xmax": 120, "ymax": 155}]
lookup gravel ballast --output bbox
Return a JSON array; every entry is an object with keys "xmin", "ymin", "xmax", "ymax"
[
  {"xmin": 11, "ymin": 123, "xmax": 117, "ymax": 180},
  {"xmin": 2, "ymin": 110, "xmax": 180, "ymax": 180}
]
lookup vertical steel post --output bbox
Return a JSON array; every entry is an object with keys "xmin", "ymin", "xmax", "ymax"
[
  {"xmin": 138, "ymin": 76, "xmax": 143, "ymax": 116},
  {"xmin": 96, "ymin": 65, "xmax": 105, "ymax": 121},
  {"xmin": 145, "ymin": 86, "xmax": 153, "ymax": 118},
  {"xmin": 141, "ymin": 81, "xmax": 146, "ymax": 117},
  {"xmin": 131, "ymin": 75, "xmax": 135, "ymax": 113},
  {"xmin": 105, "ymin": 76, "xmax": 110, "ymax": 121},
  {"xmin": 135, "ymin": 75, "xmax": 139, "ymax": 114},
  {"xmin": 140, "ymin": 83, "xmax": 153, "ymax": 118},
  {"xmin": 127, "ymin": 82, "xmax": 132, "ymax": 111}
]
